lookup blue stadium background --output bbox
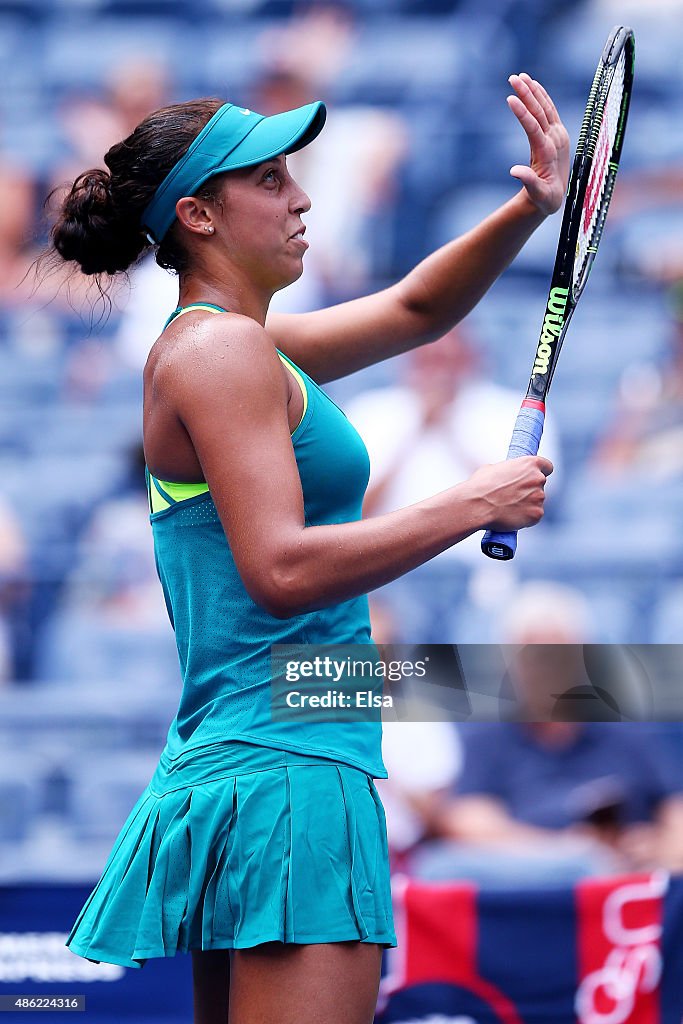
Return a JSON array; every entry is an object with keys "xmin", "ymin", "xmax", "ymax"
[{"xmin": 0, "ymin": 0, "xmax": 682, "ymax": 1001}]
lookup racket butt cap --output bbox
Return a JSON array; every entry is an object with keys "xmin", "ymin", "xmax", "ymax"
[{"xmin": 481, "ymin": 537, "xmax": 516, "ymax": 560}]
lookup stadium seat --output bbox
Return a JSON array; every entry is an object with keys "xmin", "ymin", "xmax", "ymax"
[
  {"xmin": 651, "ymin": 583, "xmax": 683, "ymax": 645},
  {"xmin": 32, "ymin": 402, "xmax": 141, "ymax": 456},
  {"xmin": 0, "ymin": 752, "xmax": 48, "ymax": 843},
  {"xmin": 41, "ymin": 16, "xmax": 199, "ymax": 95},
  {"xmin": 34, "ymin": 606, "xmax": 180, "ymax": 689}
]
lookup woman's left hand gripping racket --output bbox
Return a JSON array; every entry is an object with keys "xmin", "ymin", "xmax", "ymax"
[{"xmin": 482, "ymin": 25, "xmax": 635, "ymax": 561}]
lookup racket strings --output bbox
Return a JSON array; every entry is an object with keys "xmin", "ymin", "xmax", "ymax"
[{"xmin": 573, "ymin": 48, "xmax": 626, "ymax": 291}]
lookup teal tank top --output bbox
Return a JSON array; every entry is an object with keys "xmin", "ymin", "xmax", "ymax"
[{"xmin": 146, "ymin": 304, "xmax": 387, "ymax": 779}]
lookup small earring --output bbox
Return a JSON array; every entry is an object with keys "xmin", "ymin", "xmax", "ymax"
[{"xmin": 204, "ymin": 225, "xmax": 214, "ymax": 234}]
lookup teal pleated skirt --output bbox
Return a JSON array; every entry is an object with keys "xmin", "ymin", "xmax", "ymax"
[{"xmin": 66, "ymin": 742, "xmax": 397, "ymax": 968}]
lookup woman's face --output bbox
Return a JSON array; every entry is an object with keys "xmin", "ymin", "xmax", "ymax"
[{"xmin": 211, "ymin": 155, "xmax": 312, "ymax": 293}]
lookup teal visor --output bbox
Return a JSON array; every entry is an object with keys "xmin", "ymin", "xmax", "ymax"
[{"xmin": 142, "ymin": 100, "xmax": 326, "ymax": 244}]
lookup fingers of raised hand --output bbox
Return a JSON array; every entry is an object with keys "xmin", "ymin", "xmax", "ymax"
[
  {"xmin": 507, "ymin": 94, "xmax": 544, "ymax": 140},
  {"xmin": 510, "ymin": 74, "xmax": 550, "ymax": 133},
  {"xmin": 519, "ymin": 73, "xmax": 560, "ymax": 126}
]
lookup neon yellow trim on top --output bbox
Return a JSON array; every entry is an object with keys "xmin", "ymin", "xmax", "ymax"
[
  {"xmin": 149, "ymin": 305, "xmax": 309, "ymax": 512},
  {"xmin": 160, "ymin": 479, "xmax": 209, "ymax": 501},
  {"xmin": 149, "ymin": 476, "xmax": 172, "ymax": 513},
  {"xmin": 168, "ymin": 303, "xmax": 225, "ymax": 321},
  {"xmin": 277, "ymin": 351, "xmax": 308, "ymax": 423},
  {"xmin": 149, "ymin": 489, "xmax": 169, "ymax": 513},
  {"xmin": 148, "ymin": 475, "xmax": 209, "ymax": 514}
]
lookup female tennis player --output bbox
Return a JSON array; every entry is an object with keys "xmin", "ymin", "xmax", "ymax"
[{"xmin": 48, "ymin": 77, "xmax": 568, "ymax": 1024}]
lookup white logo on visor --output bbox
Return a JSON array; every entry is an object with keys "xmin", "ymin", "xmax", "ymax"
[{"xmin": 239, "ymin": 108, "xmax": 251, "ymax": 115}]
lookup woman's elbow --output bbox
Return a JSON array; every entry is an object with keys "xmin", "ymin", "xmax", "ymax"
[
  {"xmin": 258, "ymin": 594, "xmax": 300, "ymax": 620},
  {"xmin": 247, "ymin": 564, "xmax": 310, "ymax": 620}
]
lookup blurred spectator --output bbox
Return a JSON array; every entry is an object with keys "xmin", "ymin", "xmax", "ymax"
[
  {"xmin": 411, "ymin": 719, "xmax": 683, "ymax": 886},
  {"xmin": 0, "ymin": 162, "xmax": 39, "ymax": 307},
  {"xmin": 257, "ymin": 4, "xmax": 356, "ymax": 95},
  {"xmin": 501, "ymin": 579, "xmax": 590, "ymax": 645},
  {"xmin": 0, "ymin": 497, "xmax": 30, "ymax": 685},
  {"xmin": 408, "ymin": 582, "xmax": 683, "ymax": 886},
  {"xmin": 265, "ymin": 73, "xmax": 407, "ymax": 301},
  {"xmin": 253, "ymin": 6, "xmax": 409, "ymax": 301},
  {"xmin": 106, "ymin": 57, "xmax": 171, "ymax": 137},
  {"xmin": 113, "ymin": 254, "xmax": 179, "ymax": 372},
  {"xmin": 370, "ymin": 598, "xmax": 463, "ymax": 869},
  {"xmin": 53, "ymin": 96, "xmax": 122, "ymax": 187},
  {"xmin": 51, "ymin": 56, "xmax": 172, "ymax": 192},
  {"xmin": 379, "ymin": 719, "xmax": 462, "ymax": 871},
  {"xmin": 495, "ymin": 582, "xmax": 656, "ymax": 721},
  {"xmin": 594, "ymin": 283, "xmax": 683, "ymax": 480}
]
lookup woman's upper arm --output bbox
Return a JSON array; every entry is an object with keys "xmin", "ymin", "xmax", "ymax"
[
  {"xmin": 161, "ymin": 316, "xmax": 306, "ymax": 613},
  {"xmin": 265, "ymin": 282, "xmax": 429, "ymax": 383}
]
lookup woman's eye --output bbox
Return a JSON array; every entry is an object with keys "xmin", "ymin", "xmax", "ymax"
[{"xmin": 263, "ymin": 169, "xmax": 278, "ymax": 183}]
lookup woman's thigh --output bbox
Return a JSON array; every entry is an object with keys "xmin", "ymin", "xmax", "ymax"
[
  {"xmin": 228, "ymin": 940, "xmax": 384, "ymax": 1024},
  {"xmin": 193, "ymin": 949, "xmax": 230, "ymax": 1024}
]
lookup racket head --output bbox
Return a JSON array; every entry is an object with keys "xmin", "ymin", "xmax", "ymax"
[
  {"xmin": 571, "ymin": 25, "xmax": 635, "ymax": 302},
  {"xmin": 482, "ymin": 27, "xmax": 635, "ymax": 562},
  {"xmin": 527, "ymin": 25, "xmax": 635, "ymax": 402}
]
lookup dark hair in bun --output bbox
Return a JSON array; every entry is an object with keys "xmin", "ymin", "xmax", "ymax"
[
  {"xmin": 45, "ymin": 97, "xmax": 224, "ymax": 284},
  {"xmin": 52, "ymin": 168, "xmax": 140, "ymax": 276}
]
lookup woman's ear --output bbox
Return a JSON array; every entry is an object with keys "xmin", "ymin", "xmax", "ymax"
[{"xmin": 175, "ymin": 196, "xmax": 214, "ymax": 236}]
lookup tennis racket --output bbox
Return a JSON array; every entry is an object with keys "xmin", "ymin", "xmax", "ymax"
[{"xmin": 481, "ymin": 25, "xmax": 635, "ymax": 561}]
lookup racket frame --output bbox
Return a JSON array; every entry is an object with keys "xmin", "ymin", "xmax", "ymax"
[
  {"xmin": 481, "ymin": 25, "xmax": 635, "ymax": 561},
  {"xmin": 530, "ymin": 25, "xmax": 635, "ymax": 405}
]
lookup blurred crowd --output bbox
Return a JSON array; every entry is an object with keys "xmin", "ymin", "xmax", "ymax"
[
  {"xmin": 376, "ymin": 586, "xmax": 683, "ymax": 887},
  {"xmin": 0, "ymin": 0, "xmax": 682, "ymax": 884}
]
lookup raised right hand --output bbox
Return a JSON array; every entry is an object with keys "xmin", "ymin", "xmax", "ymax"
[{"xmin": 465, "ymin": 455, "xmax": 553, "ymax": 533}]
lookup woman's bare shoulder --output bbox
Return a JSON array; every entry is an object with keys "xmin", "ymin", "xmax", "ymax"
[{"xmin": 146, "ymin": 310, "xmax": 283, "ymax": 401}]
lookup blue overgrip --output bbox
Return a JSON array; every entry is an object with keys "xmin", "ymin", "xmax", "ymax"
[{"xmin": 481, "ymin": 402, "xmax": 545, "ymax": 560}]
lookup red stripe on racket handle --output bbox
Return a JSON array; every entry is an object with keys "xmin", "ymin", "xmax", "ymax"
[{"xmin": 481, "ymin": 400, "xmax": 546, "ymax": 561}]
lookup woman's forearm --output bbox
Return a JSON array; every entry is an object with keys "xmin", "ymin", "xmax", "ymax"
[
  {"xmin": 397, "ymin": 189, "xmax": 546, "ymax": 341},
  {"xmin": 259, "ymin": 456, "xmax": 549, "ymax": 617},
  {"xmin": 265, "ymin": 481, "xmax": 484, "ymax": 618}
]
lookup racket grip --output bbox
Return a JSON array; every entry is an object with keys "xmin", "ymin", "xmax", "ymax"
[{"xmin": 481, "ymin": 400, "xmax": 545, "ymax": 561}]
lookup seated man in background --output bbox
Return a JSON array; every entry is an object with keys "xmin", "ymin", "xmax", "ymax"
[{"xmin": 410, "ymin": 583, "xmax": 683, "ymax": 887}]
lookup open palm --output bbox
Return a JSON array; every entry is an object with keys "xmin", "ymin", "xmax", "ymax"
[{"xmin": 507, "ymin": 73, "xmax": 570, "ymax": 216}]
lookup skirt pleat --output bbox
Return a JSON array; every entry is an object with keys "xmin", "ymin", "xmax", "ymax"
[{"xmin": 66, "ymin": 757, "xmax": 396, "ymax": 968}]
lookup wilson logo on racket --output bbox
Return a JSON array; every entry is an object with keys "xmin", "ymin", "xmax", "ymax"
[{"xmin": 532, "ymin": 287, "xmax": 569, "ymax": 374}]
